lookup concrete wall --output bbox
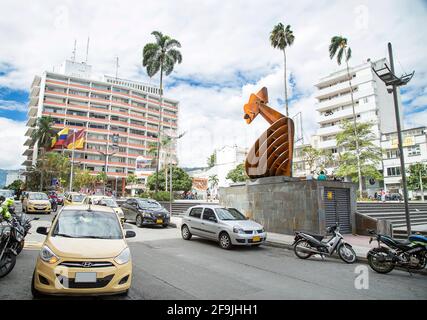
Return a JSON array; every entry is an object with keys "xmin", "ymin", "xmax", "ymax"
[{"xmin": 219, "ymin": 177, "xmax": 357, "ymax": 235}]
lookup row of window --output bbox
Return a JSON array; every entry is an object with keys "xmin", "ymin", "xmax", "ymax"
[{"xmin": 385, "ymin": 145, "xmax": 421, "ymax": 159}]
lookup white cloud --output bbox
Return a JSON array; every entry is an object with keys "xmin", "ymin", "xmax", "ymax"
[
  {"xmin": 0, "ymin": 99, "xmax": 27, "ymax": 112},
  {"xmin": 0, "ymin": 117, "xmax": 26, "ymax": 169},
  {"xmin": 0, "ymin": 0, "xmax": 426, "ymax": 167}
]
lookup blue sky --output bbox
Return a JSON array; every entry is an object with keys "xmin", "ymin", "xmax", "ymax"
[{"xmin": 0, "ymin": 0, "xmax": 426, "ymax": 169}]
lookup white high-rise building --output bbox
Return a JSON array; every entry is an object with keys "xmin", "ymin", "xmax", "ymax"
[{"xmin": 315, "ymin": 58, "xmax": 403, "ymax": 153}]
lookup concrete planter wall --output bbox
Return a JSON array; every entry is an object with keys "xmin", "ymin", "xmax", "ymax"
[{"xmin": 219, "ymin": 177, "xmax": 357, "ymax": 235}]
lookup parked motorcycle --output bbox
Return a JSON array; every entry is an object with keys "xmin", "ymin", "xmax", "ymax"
[
  {"xmin": 367, "ymin": 230, "xmax": 427, "ymax": 274},
  {"xmin": 293, "ymin": 224, "xmax": 357, "ymax": 263},
  {"xmin": 0, "ymin": 198, "xmax": 38, "ymax": 278}
]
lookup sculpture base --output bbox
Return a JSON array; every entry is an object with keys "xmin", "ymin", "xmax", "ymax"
[{"xmin": 219, "ymin": 178, "xmax": 357, "ymax": 235}]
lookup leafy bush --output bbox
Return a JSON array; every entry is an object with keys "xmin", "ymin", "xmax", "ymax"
[{"xmin": 139, "ymin": 191, "xmax": 171, "ymax": 201}]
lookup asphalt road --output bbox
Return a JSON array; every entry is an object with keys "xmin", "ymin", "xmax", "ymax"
[{"xmin": 1, "ymin": 214, "xmax": 426, "ymax": 299}]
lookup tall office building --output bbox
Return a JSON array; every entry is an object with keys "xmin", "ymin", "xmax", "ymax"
[{"xmin": 22, "ymin": 60, "xmax": 179, "ymax": 194}]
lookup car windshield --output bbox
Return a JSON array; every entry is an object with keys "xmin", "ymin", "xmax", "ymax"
[
  {"xmin": 52, "ymin": 210, "xmax": 122, "ymax": 239},
  {"xmin": 0, "ymin": 190, "xmax": 13, "ymax": 198},
  {"xmin": 215, "ymin": 208, "xmax": 246, "ymax": 221},
  {"xmin": 97, "ymin": 198, "xmax": 118, "ymax": 208},
  {"xmin": 137, "ymin": 199, "xmax": 161, "ymax": 209},
  {"xmin": 28, "ymin": 193, "xmax": 48, "ymax": 200},
  {"xmin": 72, "ymin": 194, "xmax": 85, "ymax": 202}
]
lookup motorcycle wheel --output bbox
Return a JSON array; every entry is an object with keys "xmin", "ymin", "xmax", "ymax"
[
  {"xmin": 367, "ymin": 248, "xmax": 395, "ymax": 274},
  {"xmin": 0, "ymin": 251, "xmax": 17, "ymax": 278},
  {"xmin": 294, "ymin": 239, "xmax": 313, "ymax": 259},
  {"xmin": 17, "ymin": 239, "xmax": 25, "ymax": 255},
  {"xmin": 338, "ymin": 243, "xmax": 357, "ymax": 264}
]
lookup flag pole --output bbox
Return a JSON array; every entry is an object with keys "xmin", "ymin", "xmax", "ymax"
[{"xmin": 69, "ymin": 130, "xmax": 76, "ymax": 192}]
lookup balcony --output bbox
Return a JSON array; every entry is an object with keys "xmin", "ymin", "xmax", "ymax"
[
  {"xmin": 316, "ymin": 124, "xmax": 343, "ymax": 137},
  {"xmin": 316, "ymin": 88, "xmax": 375, "ymax": 112},
  {"xmin": 317, "ymin": 103, "xmax": 375, "ymax": 124},
  {"xmin": 23, "ymin": 148, "xmax": 34, "ymax": 156},
  {"xmin": 28, "ymin": 105, "xmax": 38, "ymax": 117},
  {"xmin": 317, "ymin": 139, "xmax": 338, "ymax": 149},
  {"xmin": 26, "ymin": 117, "xmax": 37, "ymax": 127}
]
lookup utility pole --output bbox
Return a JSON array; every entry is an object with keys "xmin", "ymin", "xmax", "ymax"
[
  {"xmin": 373, "ymin": 43, "xmax": 415, "ymax": 235},
  {"xmin": 420, "ymin": 166, "xmax": 425, "ymax": 202},
  {"xmin": 69, "ymin": 130, "xmax": 76, "ymax": 192},
  {"xmin": 98, "ymin": 134, "xmax": 118, "ymax": 195},
  {"xmin": 388, "ymin": 43, "xmax": 411, "ymax": 235}
]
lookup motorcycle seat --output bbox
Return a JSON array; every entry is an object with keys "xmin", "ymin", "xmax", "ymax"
[{"xmin": 302, "ymin": 232, "xmax": 324, "ymax": 241}]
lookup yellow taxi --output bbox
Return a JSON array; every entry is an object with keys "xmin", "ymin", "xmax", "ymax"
[
  {"xmin": 64, "ymin": 192, "xmax": 86, "ymax": 205},
  {"xmin": 22, "ymin": 192, "xmax": 51, "ymax": 214},
  {"xmin": 84, "ymin": 196, "xmax": 125, "ymax": 225},
  {"xmin": 31, "ymin": 205, "xmax": 135, "ymax": 297}
]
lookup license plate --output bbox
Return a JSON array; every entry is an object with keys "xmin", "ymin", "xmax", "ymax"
[
  {"xmin": 75, "ymin": 272, "xmax": 97, "ymax": 283},
  {"xmin": 156, "ymin": 219, "xmax": 163, "ymax": 224},
  {"xmin": 253, "ymin": 236, "xmax": 261, "ymax": 242}
]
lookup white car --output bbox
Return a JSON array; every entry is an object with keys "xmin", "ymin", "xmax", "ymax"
[{"xmin": 181, "ymin": 205, "xmax": 267, "ymax": 249}]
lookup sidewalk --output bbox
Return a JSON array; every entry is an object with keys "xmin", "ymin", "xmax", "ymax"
[{"xmin": 170, "ymin": 216, "xmax": 427, "ymax": 275}]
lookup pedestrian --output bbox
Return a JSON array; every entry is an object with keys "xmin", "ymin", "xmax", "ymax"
[
  {"xmin": 306, "ymin": 171, "xmax": 314, "ymax": 181},
  {"xmin": 380, "ymin": 189, "xmax": 386, "ymax": 202},
  {"xmin": 206, "ymin": 189, "xmax": 211, "ymax": 202},
  {"xmin": 317, "ymin": 171, "xmax": 327, "ymax": 181}
]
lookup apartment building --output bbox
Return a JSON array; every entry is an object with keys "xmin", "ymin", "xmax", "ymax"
[
  {"xmin": 381, "ymin": 126, "xmax": 427, "ymax": 199},
  {"xmin": 315, "ymin": 58, "xmax": 402, "ymax": 158},
  {"xmin": 22, "ymin": 60, "xmax": 179, "ymax": 194}
]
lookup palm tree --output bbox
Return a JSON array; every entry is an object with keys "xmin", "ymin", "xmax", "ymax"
[
  {"xmin": 329, "ymin": 36, "xmax": 363, "ymax": 196},
  {"xmin": 31, "ymin": 116, "xmax": 55, "ymax": 191},
  {"xmin": 270, "ymin": 23, "xmax": 295, "ymax": 117},
  {"xmin": 142, "ymin": 31, "xmax": 182, "ymax": 192},
  {"xmin": 208, "ymin": 174, "xmax": 219, "ymax": 189}
]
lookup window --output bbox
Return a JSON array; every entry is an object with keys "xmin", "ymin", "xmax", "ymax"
[
  {"xmin": 407, "ymin": 144, "xmax": 421, "ymax": 157},
  {"xmin": 386, "ymin": 149, "xmax": 400, "ymax": 159},
  {"xmin": 189, "ymin": 207, "xmax": 203, "ymax": 219},
  {"xmin": 387, "ymin": 167, "xmax": 401, "ymax": 176},
  {"xmin": 202, "ymin": 208, "xmax": 217, "ymax": 222}
]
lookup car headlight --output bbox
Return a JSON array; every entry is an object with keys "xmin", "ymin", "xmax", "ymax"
[
  {"xmin": 142, "ymin": 212, "xmax": 152, "ymax": 218},
  {"xmin": 114, "ymin": 247, "xmax": 131, "ymax": 265},
  {"xmin": 40, "ymin": 245, "xmax": 59, "ymax": 264},
  {"xmin": 233, "ymin": 227, "xmax": 245, "ymax": 234}
]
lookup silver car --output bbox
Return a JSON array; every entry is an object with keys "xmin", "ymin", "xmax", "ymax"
[{"xmin": 181, "ymin": 205, "xmax": 267, "ymax": 249}]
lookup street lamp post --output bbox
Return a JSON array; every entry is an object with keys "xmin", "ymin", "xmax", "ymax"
[
  {"xmin": 373, "ymin": 42, "xmax": 415, "ymax": 235},
  {"xmin": 98, "ymin": 134, "xmax": 119, "ymax": 195}
]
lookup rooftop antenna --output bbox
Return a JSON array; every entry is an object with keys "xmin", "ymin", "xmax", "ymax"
[
  {"xmin": 85, "ymin": 37, "xmax": 90, "ymax": 63},
  {"xmin": 71, "ymin": 40, "xmax": 77, "ymax": 62},
  {"xmin": 115, "ymin": 56, "xmax": 120, "ymax": 79}
]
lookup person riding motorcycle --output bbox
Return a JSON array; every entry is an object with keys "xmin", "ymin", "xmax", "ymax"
[{"xmin": 0, "ymin": 198, "xmax": 14, "ymax": 221}]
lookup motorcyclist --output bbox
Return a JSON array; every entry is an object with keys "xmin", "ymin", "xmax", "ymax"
[{"xmin": 0, "ymin": 198, "xmax": 14, "ymax": 220}]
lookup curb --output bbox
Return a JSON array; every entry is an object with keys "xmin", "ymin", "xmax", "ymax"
[{"xmin": 264, "ymin": 239, "xmax": 427, "ymax": 276}]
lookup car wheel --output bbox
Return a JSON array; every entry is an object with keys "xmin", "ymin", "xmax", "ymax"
[
  {"xmin": 219, "ymin": 232, "xmax": 232, "ymax": 250},
  {"xmin": 181, "ymin": 225, "xmax": 192, "ymax": 240},
  {"xmin": 162, "ymin": 224, "xmax": 168, "ymax": 228},
  {"xmin": 135, "ymin": 214, "xmax": 143, "ymax": 228}
]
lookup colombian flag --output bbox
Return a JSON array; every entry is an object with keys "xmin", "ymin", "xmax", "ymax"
[
  {"xmin": 65, "ymin": 129, "xmax": 85, "ymax": 150},
  {"xmin": 51, "ymin": 128, "xmax": 69, "ymax": 148}
]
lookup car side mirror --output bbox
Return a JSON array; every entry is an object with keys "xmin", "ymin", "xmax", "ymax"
[
  {"xmin": 209, "ymin": 216, "xmax": 217, "ymax": 223},
  {"xmin": 36, "ymin": 227, "xmax": 48, "ymax": 235},
  {"xmin": 125, "ymin": 230, "xmax": 136, "ymax": 238}
]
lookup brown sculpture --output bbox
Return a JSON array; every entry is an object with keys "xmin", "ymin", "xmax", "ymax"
[{"xmin": 243, "ymin": 87, "xmax": 294, "ymax": 178}]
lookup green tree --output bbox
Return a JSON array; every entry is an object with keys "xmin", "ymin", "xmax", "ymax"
[
  {"xmin": 142, "ymin": 31, "xmax": 182, "ymax": 192},
  {"xmin": 329, "ymin": 36, "xmax": 362, "ymax": 195},
  {"xmin": 126, "ymin": 173, "xmax": 138, "ymax": 185},
  {"xmin": 407, "ymin": 163, "xmax": 427, "ymax": 193},
  {"xmin": 31, "ymin": 116, "xmax": 55, "ymax": 191},
  {"xmin": 5, "ymin": 180, "xmax": 23, "ymax": 194},
  {"xmin": 207, "ymin": 152, "xmax": 216, "ymax": 168},
  {"xmin": 147, "ymin": 166, "xmax": 192, "ymax": 192},
  {"xmin": 335, "ymin": 121, "xmax": 382, "ymax": 186},
  {"xmin": 270, "ymin": 22, "xmax": 295, "ymax": 117},
  {"xmin": 226, "ymin": 163, "xmax": 249, "ymax": 183},
  {"xmin": 208, "ymin": 174, "xmax": 219, "ymax": 188},
  {"xmin": 300, "ymin": 146, "xmax": 334, "ymax": 173},
  {"xmin": 73, "ymin": 169, "xmax": 96, "ymax": 191}
]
